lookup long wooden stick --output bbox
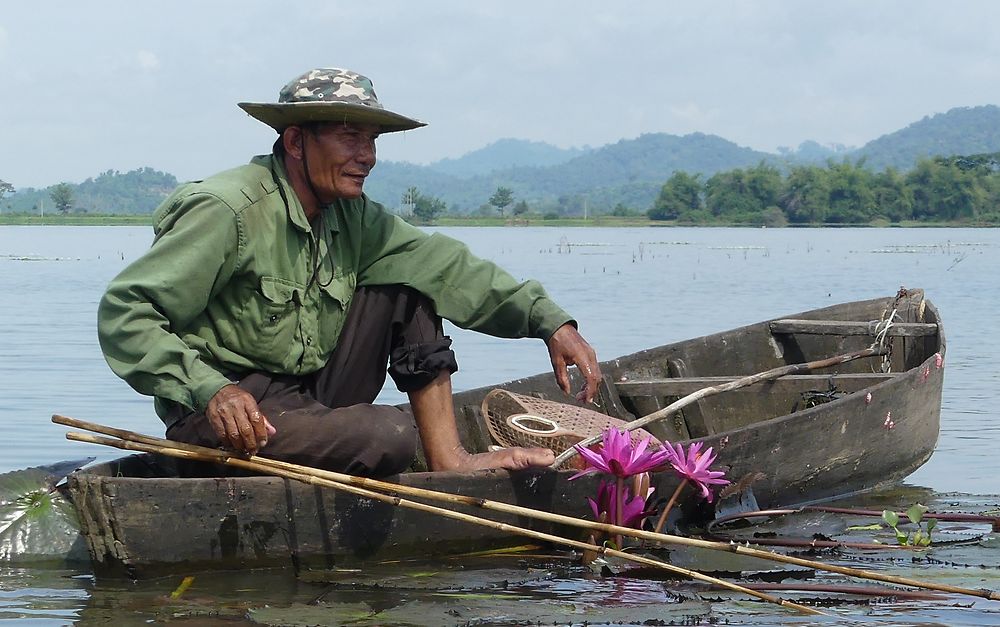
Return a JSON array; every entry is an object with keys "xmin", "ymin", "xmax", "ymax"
[
  {"xmin": 53, "ymin": 414, "xmax": 1000, "ymax": 602},
  {"xmin": 63, "ymin": 429, "xmax": 823, "ymax": 615},
  {"xmin": 551, "ymin": 346, "xmax": 886, "ymax": 467}
]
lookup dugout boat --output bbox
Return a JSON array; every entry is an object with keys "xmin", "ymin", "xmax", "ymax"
[{"xmin": 64, "ymin": 289, "xmax": 944, "ymax": 578}]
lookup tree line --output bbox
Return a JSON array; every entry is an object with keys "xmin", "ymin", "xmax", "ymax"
[
  {"xmin": 6, "ymin": 151, "xmax": 1000, "ymax": 225},
  {"xmin": 648, "ymin": 153, "xmax": 1000, "ymax": 225},
  {"xmin": 1, "ymin": 168, "xmax": 177, "ymax": 216}
]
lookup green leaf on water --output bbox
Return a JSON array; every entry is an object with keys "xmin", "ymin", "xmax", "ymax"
[
  {"xmin": 907, "ymin": 503, "xmax": 929, "ymax": 525},
  {"xmin": 882, "ymin": 510, "xmax": 900, "ymax": 527},
  {"xmin": 0, "ymin": 458, "xmax": 92, "ymax": 562}
]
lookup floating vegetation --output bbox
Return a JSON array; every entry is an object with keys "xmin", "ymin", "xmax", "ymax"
[
  {"xmin": 871, "ymin": 242, "xmax": 989, "ymax": 254},
  {"xmin": 556, "ymin": 236, "xmax": 624, "ymax": 254},
  {"xmin": 0, "ymin": 254, "xmax": 80, "ymax": 262},
  {"xmin": 707, "ymin": 245, "xmax": 768, "ymax": 250}
]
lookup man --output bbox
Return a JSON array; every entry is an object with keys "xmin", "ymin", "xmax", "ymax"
[{"xmin": 98, "ymin": 67, "xmax": 601, "ymax": 478}]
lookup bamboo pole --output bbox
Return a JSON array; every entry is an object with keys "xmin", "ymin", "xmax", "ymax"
[
  {"xmin": 552, "ymin": 346, "xmax": 886, "ymax": 467},
  {"xmin": 53, "ymin": 414, "xmax": 1000, "ymax": 602},
  {"xmin": 64, "ymin": 429, "xmax": 823, "ymax": 616}
]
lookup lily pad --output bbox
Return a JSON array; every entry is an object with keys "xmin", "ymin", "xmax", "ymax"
[{"xmin": 0, "ymin": 458, "xmax": 92, "ymax": 563}]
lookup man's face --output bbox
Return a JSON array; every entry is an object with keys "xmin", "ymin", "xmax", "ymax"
[{"xmin": 303, "ymin": 122, "xmax": 380, "ymax": 200}]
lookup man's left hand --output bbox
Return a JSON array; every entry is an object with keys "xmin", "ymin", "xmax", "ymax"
[{"xmin": 546, "ymin": 323, "xmax": 601, "ymax": 403}]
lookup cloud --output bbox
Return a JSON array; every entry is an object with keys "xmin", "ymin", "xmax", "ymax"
[{"xmin": 136, "ymin": 50, "xmax": 160, "ymax": 71}]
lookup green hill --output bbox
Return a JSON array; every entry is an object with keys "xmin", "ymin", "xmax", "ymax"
[
  {"xmin": 366, "ymin": 132, "xmax": 775, "ymax": 212},
  {"xmin": 4, "ymin": 168, "xmax": 176, "ymax": 215},
  {"xmin": 427, "ymin": 138, "xmax": 590, "ymax": 177},
  {"xmin": 7, "ymin": 105, "xmax": 1000, "ymax": 217},
  {"xmin": 854, "ymin": 105, "xmax": 1000, "ymax": 170}
]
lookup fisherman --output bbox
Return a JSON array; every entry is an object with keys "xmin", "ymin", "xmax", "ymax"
[{"xmin": 97, "ymin": 67, "xmax": 601, "ymax": 478}]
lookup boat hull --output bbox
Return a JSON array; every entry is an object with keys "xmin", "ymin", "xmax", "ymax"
[{"xmin": 67, "ymin": 292, "xmax": 944, "ymax": 578}]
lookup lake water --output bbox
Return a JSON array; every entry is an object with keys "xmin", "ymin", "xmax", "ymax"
[{"xmin": 1, "ymin": 225, "xmax": 998, "ymax": 625}]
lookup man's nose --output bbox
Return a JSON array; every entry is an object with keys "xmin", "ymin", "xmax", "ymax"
[{"xmin": 358, "ymin": 139, "xmax": 376, "ymax": 166}]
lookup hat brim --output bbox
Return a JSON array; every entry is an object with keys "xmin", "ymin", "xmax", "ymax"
[{"xmin": 238, "ymin": 101, "xmax": 426, "ymax": 133}]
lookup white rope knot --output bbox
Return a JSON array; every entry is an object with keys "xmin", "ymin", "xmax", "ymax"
[{"xmin": 869, "ymin": 307, "xmax": 900, "ymax": 373}]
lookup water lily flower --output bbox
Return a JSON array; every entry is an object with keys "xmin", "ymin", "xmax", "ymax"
[
  {"xmin": 587, "ymin": 480, "xmax": 655, "ymax": 529},
  {"xmin": 661, "ymin": 441, "xmax": 730, "ymax": 502},
  {"xmin": 570, "ymin": 427, "xmax": 671, "ymax": 480}
]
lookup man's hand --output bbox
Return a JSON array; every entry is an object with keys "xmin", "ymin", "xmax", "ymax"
[
  {"xmin": 206, "ymin": 384, "xmax": 276, "ymax": 455},
  {"xmin": 546, "ymin": 323, "xmax": 601, "ymax": 403}
]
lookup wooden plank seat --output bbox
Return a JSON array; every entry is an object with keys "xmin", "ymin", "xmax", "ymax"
[
  {"xmin": 769, "ymin": 319, "xmax": 938, "ymax": 337},
  {"xmin": 617, "ymin": 372, "xmax": 898, "ymax": 397}
]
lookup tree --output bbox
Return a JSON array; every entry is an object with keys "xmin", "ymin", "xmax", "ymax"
[
  {"xmin": 704, "ymin": 163, "xmax": 781, "ymax": 222},
  {"xmin": 906, "ymin": 158, "xmax": 983, "ymax": 221},
  {"xmin": 824, "ymin": 160, "xmax": 876, "ymax": 223},
  {"xmin": 649, "ymin": 171, "xmax": 702, "ymax": 220},
  {"xmin": 412, "ymin": 192, "xmax": 447, "ymax": 223},
  {"xmin": 512, "ymin": 200, "xmax": 529, "ymax": 216},
  {"xmin": 0, "ymin": 180, "xmax": 13, "ymax": 202},
  {"xmin": 871, "ymin": 167, "xmax": 913, "ymax": 222},
  {"xmin": 488, "ymin": 186, "xmax": 515, "ymax": 217},
  {"xmin": 780, "ymin": 165, "xmax": 830, "ymax": 224},
  {"xmin": 610, "ymin": 203, "xmax": 639, "ymax": 217},
  {"xmin": 50, "ymin": 183, "xmax": 75, "ymax": 214}
]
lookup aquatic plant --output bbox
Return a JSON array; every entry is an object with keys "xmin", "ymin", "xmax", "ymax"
[
  {"xmin": 587, "ymin": 478, "xmax": 655, "ymax": 530},
  {"xmin": 569, "ymin": 427, "xmax": 671, "ymax": 480},
  {"xmin": 652, "ymin": 441, "xmax": 730, "ymax": 533},
  {"xmin": 882, "ymin": 504, "xmax": 936, "ymax": 547},
  {"xmin": 571, "ymin": 428, "xmax": 666, "ymax": 546}
]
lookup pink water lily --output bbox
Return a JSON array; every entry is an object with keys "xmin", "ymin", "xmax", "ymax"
[
  {"xmin": 570, "ymin": 427, "xmax": 671, "ymax": 480},
  {"xmin": 587, "ymin": 480, "xmax": 655, "ymax": 529},
  {"xmin": 662, "ymin": 441, "xmax": 730, "ymax": 503}
]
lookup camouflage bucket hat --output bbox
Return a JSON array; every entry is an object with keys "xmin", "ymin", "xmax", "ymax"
[{"xmin": 238, "ymin": 68, "xmax": 426, "ymax": 133}]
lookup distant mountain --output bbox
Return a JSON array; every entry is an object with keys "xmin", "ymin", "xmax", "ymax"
[
  {"xmin": 427, "ymin": 138, "xmax": 590, "ymax": 177},
  {"xmin": 854, "ymin": 105, "xmax": 1000, "ymax": 170},
  {"xmin": 366, "ymin": 132, "xmax": 774, "ymax": 212},
  {"xmin": 9, "ymin": 105, "xmax": 1000, "ymax": 216},
  {"xmin": 779, "ymin": 140, "xmax": 855, "ymax": 163}
]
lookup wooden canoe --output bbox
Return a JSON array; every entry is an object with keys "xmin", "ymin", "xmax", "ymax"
[{"xmin": 66, "ymin": 290, "xmax": 944, "ymax": 578}]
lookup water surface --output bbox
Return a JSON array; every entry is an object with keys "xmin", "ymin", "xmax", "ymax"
[{"xmin": 1, "ymin": 225, "xmax": 998, "ymax": 624}]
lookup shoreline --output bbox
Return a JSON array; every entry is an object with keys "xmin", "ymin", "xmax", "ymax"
[{"xmin": 1, "ymin": 215, "xmax": 996, "ymax": 228}]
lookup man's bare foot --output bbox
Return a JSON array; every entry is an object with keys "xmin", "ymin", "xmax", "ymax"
[{"xmin": 429, "ymin": 446, "xmax": 555, "ymax": 472}]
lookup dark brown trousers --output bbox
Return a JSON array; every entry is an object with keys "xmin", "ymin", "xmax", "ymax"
[{"xmin": 166, "ymin": 286, "xmax": 458, "ymax": 478}]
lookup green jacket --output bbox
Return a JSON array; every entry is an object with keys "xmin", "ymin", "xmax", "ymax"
[{"xmin": 97, "ymin": 154, "xmax": 572, "ymax": 424}]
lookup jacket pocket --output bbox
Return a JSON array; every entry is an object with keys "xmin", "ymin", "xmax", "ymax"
[
  {"xmin": 317, "ymin": 272, "xmax": 356, "ymax": 349},
  {"xmin": 318, "ymin": 272, "xmax": 356, "ymax": 309},
  {"xmin": 252, "ymin": 276, "xmax": 303, "ymax": 363}
]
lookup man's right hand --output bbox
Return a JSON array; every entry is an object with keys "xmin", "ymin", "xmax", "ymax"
[{"xmin": 206, "ymin": 384, "xmax": 276, "ymax": 455}]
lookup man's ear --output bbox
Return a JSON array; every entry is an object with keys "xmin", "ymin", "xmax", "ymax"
[{"xmin": 282, "ymin": 126, "xmax": 304, "ymax": 160}]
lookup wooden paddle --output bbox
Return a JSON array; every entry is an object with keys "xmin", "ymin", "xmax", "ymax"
[
  {"xmin": 53, "ymin": 414, "xmax": 1000, "ymax": 603},
  {"xmin": 551, "ymin": 346, "xmax": 887, "ymax": 467}
]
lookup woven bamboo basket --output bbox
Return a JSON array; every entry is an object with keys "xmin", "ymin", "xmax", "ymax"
[{"xmin": 481, "ymin": 389, "xmax": 658, "ymax": 469}]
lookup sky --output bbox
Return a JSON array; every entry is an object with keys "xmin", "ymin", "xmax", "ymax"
[{"xmin": 2, "ymin": 1, "xmax": 1000, "ymax": 189}]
